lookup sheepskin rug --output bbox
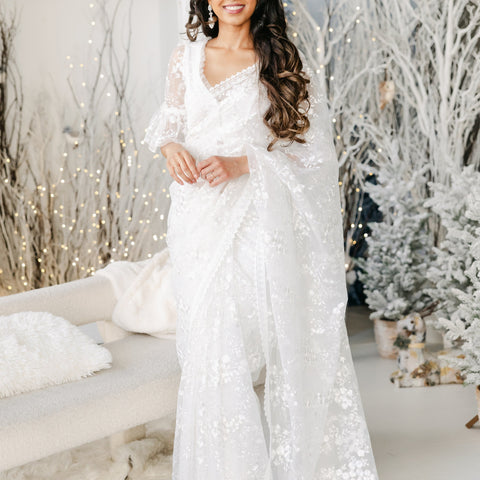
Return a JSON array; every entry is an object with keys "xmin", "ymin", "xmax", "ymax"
[
  {"xmin": 0, "ymin": 311, "xmax": 112, "ymax": 398},
  {"xmin": 0, "ymin": 413, "xmax": 176, "ymax": 480}
]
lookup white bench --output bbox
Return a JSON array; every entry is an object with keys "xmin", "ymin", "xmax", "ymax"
[
  {"xmin": 0, "ymin": 272, "xmax": 181, "ymax": 472},
  {"xmin": 0, "ymin": 262, "xmax": 267, "ymax": 473}
]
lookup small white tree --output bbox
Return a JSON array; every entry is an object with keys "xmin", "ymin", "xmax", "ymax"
[
  {"xmin": 356, "ymin": 140, "xmax": 434, "ymax": 320},
  {"xmin": 439, "ymin": 182, "xmax": 480, "ymax": 385},
  {"xmin": 424, "ymin": 165, "xmax": 480, "ymax": 331}
]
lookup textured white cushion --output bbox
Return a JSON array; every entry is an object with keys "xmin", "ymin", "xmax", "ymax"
[
  {"xmin": 0, "ymin": 311, "xmax": 112, "ymax": 399},
  {"xmin": 0, "ymin": 334, "xmax": 181, "ymax": 472}
]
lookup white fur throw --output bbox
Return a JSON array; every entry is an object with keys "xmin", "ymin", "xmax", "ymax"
[
  {"xmin": 96, "ymin": 247, "xmax": 177, "ymax": 339},
  {"xmin": 0, "ymin": 311, "xmax": 112, "ymax": 399}
]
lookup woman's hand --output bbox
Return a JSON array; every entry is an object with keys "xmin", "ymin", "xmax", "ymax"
[
  {"xmin": 197, "ymin": 155, "xmax": 249, "ymax": 187},
  {"xmin": 162, "ymin": 142, "xmax": 200, "ymax": 185}
]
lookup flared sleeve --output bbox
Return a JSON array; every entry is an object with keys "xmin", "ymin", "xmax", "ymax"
[
  {"xmin": 245, "ymin": 51, "xmax": 379, "ymax": 479},
  {"xmin": 143, "ymin": 41, "xmax": 187, "ymax": 154}
]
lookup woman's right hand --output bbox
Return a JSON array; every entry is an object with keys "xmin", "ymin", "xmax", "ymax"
[{"xmin": 161, "ymin": 142, "xmax": 200, "ymax": 185}]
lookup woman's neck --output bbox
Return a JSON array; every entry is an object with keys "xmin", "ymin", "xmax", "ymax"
[{"xmin": 212, "ymin": 26, "xmax": 253, "ymax": 50}]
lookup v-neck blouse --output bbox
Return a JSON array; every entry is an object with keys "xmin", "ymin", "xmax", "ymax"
[
  {"xmin": 179, "ymin": 37, "xmax": 268, "ymax": 159},
  {"xmin": 199, "ymin": 37, "xmax": 259, "ymax": 93},
  {"xmin": 144, "ymin": 36, "xmax": 271, "ymax": 160}
]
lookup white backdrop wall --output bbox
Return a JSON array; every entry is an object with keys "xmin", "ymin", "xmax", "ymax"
[{"xmin": 10, "ymin": 0, "xmax": 179, "ymax": 137}]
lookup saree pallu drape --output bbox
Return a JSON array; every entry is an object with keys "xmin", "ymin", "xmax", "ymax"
[{"xmin": 144, "ymin": 36, "xmax": 379, "ymax": 480}]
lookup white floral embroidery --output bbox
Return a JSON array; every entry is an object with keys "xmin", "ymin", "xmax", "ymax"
[{"xmin": 144, "ymin": 35, "xmax": 378, "ymax": 480}]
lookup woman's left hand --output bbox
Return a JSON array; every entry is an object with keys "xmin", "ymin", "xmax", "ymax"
[{"xmin": 197, "ymin": 155, "xmax": 249, "ymax": 187}]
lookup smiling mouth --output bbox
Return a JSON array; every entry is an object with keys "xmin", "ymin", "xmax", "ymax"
[{"xmin": 223, "ymin": 4, "xmax": 246, "ymax": 13}]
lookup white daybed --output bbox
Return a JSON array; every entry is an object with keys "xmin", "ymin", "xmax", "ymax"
[{"xmin": 0, "ymin": 271, "xmax": 181, "ymax": 472}]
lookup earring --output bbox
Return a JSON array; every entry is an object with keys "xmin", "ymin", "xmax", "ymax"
[{"xmin": 208, "ymin": 4, "xmax": 215, "ymax": 29}]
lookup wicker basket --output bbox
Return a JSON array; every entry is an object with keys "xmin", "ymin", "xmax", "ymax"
[{"xmin": 373, "ymin": 317, "xmax": 399, "ymax": 359}]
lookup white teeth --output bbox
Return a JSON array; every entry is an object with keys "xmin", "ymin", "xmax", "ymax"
[{"xmin": 224, "ymin": 5, "xmax": 244, "ymax": 10}]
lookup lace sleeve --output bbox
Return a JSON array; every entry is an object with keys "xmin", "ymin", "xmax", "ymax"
[{"xmin": 143, "ymin": 41, "xmax": 186, "ymax": 154}]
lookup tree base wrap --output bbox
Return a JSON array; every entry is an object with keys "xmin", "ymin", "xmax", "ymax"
[{"xmin": 373, "ymin": 318, "xmax": 399, "ymax": 359}]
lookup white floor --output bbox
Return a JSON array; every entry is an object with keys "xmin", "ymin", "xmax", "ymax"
[{"xmin": 346, "ymin": 307, "xmax": 480, "ymax": 480}]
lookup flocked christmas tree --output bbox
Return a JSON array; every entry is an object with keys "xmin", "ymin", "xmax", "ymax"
[
  {"xmin": 355, "ymin": 0, "xmax": 480, "ymax": 321},
  {"xmin": 356, "ymin": 140, "xmax": 434, "ymax": 321},
  {"xmin": 424, "ymin": 165, "xmax": 480, "ymax": 332},
  {"xmin": 438, "ymin": 179, "xmax": 480, "ymax": 386}
]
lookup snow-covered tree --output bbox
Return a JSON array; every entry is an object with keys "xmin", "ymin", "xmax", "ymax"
[
  {"xmin": 356, "ymin": 140, "xmax": 434, "ymax": 321},
  {"xmin": 439, "ymin": 182, "xmax": 480, "ymax": 385},
  {"xmin": 425, "ymin": 165, "xmax": 480, "ymax": 331},
  {"xmin": 355, "ymin": 0, "xmax": 480, "ymax": 316}
]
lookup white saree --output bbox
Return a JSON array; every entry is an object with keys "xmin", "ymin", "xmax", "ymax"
[{"xmin": 143, "ymin": 35, "xmax": 379, "ymax": 480}]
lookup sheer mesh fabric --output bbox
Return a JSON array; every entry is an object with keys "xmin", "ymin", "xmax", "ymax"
[{"xmin": 143, "ymin": 36, "xmax": 379, "ymax": 480}]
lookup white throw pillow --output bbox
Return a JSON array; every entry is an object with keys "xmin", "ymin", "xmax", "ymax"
[{"xmin": 0, "ymin": 311, "xmax": 112, "ymax": 399}]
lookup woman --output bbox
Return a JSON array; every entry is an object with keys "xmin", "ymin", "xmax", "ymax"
[{"xmin": 143, "ymin": 1, "xmax": 379, "ymax": 478}]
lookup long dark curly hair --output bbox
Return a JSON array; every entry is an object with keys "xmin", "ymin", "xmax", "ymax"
[{"xmin": 184, "ymin": 0, "xmax": 311, "ymax": 152}]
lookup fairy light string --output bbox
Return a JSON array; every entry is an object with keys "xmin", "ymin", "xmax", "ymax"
[{"xmin": 2, "ymin": 1, "xmax": 169, "ymax": 292}]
